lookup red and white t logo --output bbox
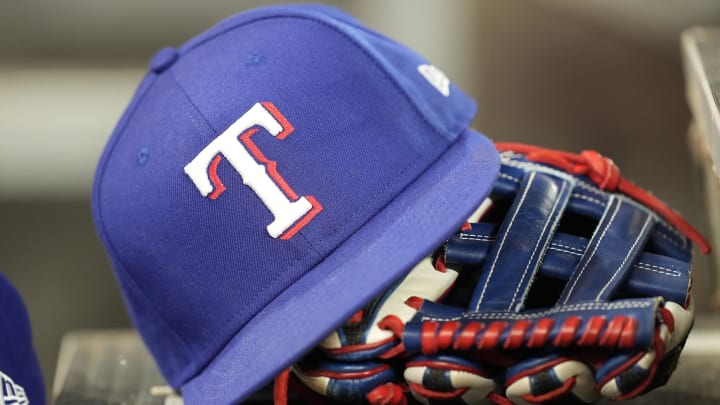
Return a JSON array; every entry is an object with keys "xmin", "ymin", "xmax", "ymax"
[{"xmin": 184, "ymin": 102, "xmax": 322, "ymax": 239}]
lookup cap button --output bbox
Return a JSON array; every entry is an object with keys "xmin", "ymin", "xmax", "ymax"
[{"xmin": 150, "ymin": 47, "xmax": 179, "ymax": 73}]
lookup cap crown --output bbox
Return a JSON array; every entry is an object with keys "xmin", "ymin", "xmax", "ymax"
[{"xmin": 93, "ymin": 5, "xmax": 477, "ymax": 386}]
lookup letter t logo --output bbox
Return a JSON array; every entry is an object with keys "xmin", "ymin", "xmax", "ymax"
[{"xmin": 184, "ymin": 102, "xmax": 322, "ymax": 239}]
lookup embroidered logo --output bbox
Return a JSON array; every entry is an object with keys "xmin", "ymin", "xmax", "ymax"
[
  {"xmin": 1, "ymin": 370, "xmax": 29, "ymax": 405},
  {"xmin": 185, "ymin": 102, "xmax": 322, "ymax": 239},
  {"xmin": 417, "ymin": 64, "xmax": 450, "ymax": 97}
]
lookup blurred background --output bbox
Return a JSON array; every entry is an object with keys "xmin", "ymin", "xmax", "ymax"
[{"xmin": 1, "ymin": 0, "xmax": 720, "ymax": 395}]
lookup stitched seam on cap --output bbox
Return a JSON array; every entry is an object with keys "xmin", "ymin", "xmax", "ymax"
[
  {"xmin": 92, "ymin": 73, "xmax": 198, "ymax": 382},
  {"xmin": 179, "ymin": 14, "xmax": 468, "ymax": 141}
]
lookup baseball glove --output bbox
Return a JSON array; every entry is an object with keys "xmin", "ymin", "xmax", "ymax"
[{"xmin": 286, "ymin": 142, "xmax": 710, "ymax": 405}]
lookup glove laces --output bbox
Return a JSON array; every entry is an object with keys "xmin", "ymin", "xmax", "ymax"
[
  {"xmin": 273, "ymin": 368, "xmax": 407, "ymax": 405},
  {"xmin": 495, "ymin": 142, "xmax": 711, "ymax": 254},
  {"xmin": 273, "ymin": 369, "xmax": 290, "ymax": 405}
]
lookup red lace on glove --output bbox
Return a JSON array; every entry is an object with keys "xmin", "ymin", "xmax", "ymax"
[
  {"xmin": 495, "ymin": 142, "xmax": 711, "ymax": 254},
  {"xmin": 274, "ymin": 368, "xmax": 408, "ymax": 405}
]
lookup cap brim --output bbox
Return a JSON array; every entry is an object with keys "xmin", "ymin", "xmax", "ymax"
[{"xmin": 182, "ymin": 128, "xmax": 499, "ymax": 404}]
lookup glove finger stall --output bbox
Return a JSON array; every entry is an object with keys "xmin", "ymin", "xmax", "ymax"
[
  {"xmin": 404, "ymin": 355, "xmax": 497, "ymax": 405},
  {"xmin": 505, "ymin": 354, "xmax": 600, "ymax": 405}
]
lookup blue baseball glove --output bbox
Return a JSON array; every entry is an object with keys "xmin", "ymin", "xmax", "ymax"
[{"xmin": 290, "ymin": 143, "xmax": 710, "ymax": 405}]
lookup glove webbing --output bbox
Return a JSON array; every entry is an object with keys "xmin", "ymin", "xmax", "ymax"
[{"xmin": 495, "ymin": 142, "xmax": 711, "ymax": 254}]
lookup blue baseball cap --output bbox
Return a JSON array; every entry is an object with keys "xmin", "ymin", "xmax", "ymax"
[
  {"xmin": 92, "ymin": 4, "xmax": 498, "ymax": 404},
  {"xmin": 0, "ymin": 273, "xmax": 44, "ymax": 405}
]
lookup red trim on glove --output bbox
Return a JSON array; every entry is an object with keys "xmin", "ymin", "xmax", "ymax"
[
  {"xmin": 495, "ymin": 142, "xmax": 711, "ymax": 254},
  {"xmin": 421, "ymin": 321, "xmax": 440, "ymax": 355},
  {"xmin": 406, "ymin": 358, "xmax": 492, "ymax": 377},
  {"xmin": 599, "ymin": 316, "xmax": 627, "ymax": 347},
  {"xmin": 419, "ymin": 315, "xmax": 642, "ymax": 355},
  {"xmin": 554, "ymin": 316, "xmax": 582, "ymax": 347},
  {"xmin": 527, "ymin": 318, "xmax": 555, "ymax": 348},
  {"xmin": 273, "ymin": 368, "xmax": 290, "ymax": 405},
  {"xmin": 488, "ymin": 391, "xmax": 515, "ymax": 405},
  {"xmin": 298, "ymin": 364, "xmax": 391, "ymax": 380},
  {"xmin": 367, "ymin": 383, "xmax": 407, "ymax": 405},
  {"xmin": 522, "ymin": 376, "xmax": 577, "ymax": 404},
  {"xmin": 504, "ymin": 357, "xmax": 571, "ymax": 385},
  {"xmin": 478, "ymin": 321, "xmax": 507, "ymax": 349},
  {"xmin": 348, "ymin": 309, "xmax": 365, "ymax": 325},
  {"xmin": 409, "ymin": 382, "xmax": 467, "ymax": 401},
  {"xmin": 322, "ymin": 335, "xmax": 397, "ymax": 356},
  {"xmin": 619, "ymin": 317, "xmax": 639, "ymax": 349},
  {"xmin": 379, "ymin": 315, "xmax": 406, "ymax": 338},
  {"xmin": 376, "ymin": 315, "xmax": 408, "ymax": 359},
  {"xmin": 434, "ymin": 257, "xmax": 448, "ymax": 273},
  {"xmin": 504, "ymin": 320, "xmax": 532, "ymax": 349},
  {"xmin": 404, "ymin": 296, "xmax": 424, "ymax": 311},
  {"xmin": 438, "ymin": 321, "xmax": 461, "ymax": 350},
  {"xmin": 596, "ymin": 324, "xmax": 667, "ymax": 401},
  {"xmin": 454, "ymin": 321, "xmax": 484, "ymax": 350},
  {"xmin": 659, "ymin": 307, "xmax": 675, "ymax": 334},
  {"xmin": 595, "ymin": 350, "xmax": 646, "ymax": 394},
  {"xmin": 577, "ymin": 316, "xmax": 606, "ymax": 346}
]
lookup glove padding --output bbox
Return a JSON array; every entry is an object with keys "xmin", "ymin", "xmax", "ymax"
[
  {"xmin": 291, "ymin": 143, "xmax": 708, "ymax": 405},
  {"xmin": 292, "ymin": 256, "xmax": 461, "ymax": 404}
]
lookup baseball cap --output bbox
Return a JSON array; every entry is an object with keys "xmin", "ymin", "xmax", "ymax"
[
  {"xmin": 92, "ymin": 4, "xmax": 499, "ymax": 404},
  {"xmin": 0, "ymin": 273, "xmax": 45, "ymax": 405}
]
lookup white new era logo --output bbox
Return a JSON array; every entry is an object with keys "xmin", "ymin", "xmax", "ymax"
[
  {"xmin": 418, "ymin": 64, "xmax": 450, "ymax": 97},
  {"xmin": 1, "ymin": 370, "xmax": 29, "ymax": 405}
]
